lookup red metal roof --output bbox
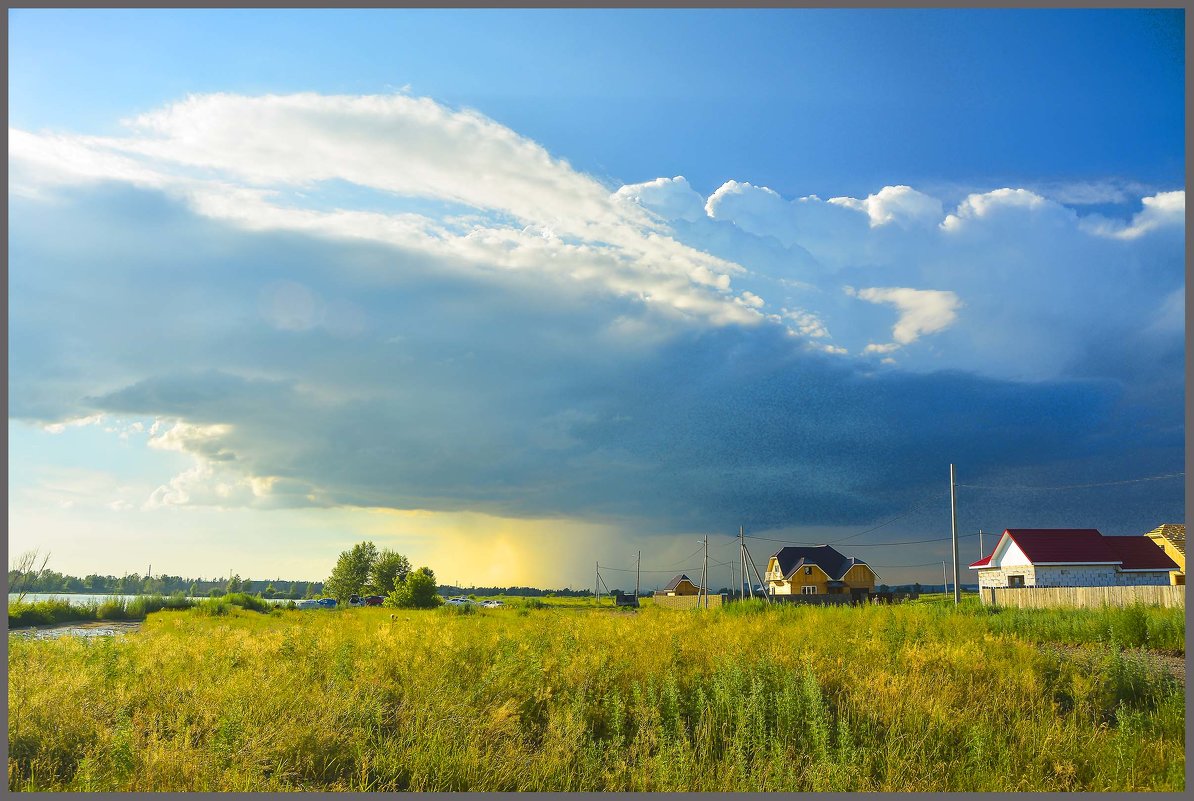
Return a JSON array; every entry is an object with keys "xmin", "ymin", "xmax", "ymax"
[
  {"xmin": 1104, "ymin": 536, "xmax": 1180, "ymax": 570},
  {"xmin": 1004, "ymin": 529, "xmax": 1119, "ymax": 563},
  {"xmin": 970, "ymin": 529, "xmax": 1179, "ymax": 571}
]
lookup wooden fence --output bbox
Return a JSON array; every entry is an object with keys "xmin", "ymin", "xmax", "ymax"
[
  {"xmin": 984, "ymin": 585, "xmax": 1185, "ymax": 609},
  {"xmin": 768, "ymin": 594, "xmax": 853, "ymax": 606},
  {"xmin": 650, "ymin": 593, "xmax": 727, "ymax": 610}
]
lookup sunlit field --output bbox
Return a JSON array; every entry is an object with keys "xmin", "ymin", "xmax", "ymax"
[{"xmin": 8, "ymin": 599, "xmax": 1184, "ymax": 791}]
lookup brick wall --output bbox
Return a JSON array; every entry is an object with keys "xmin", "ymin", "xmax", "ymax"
[{"xmin": 978, "ymin": 565, "xmax": 1172, "ymax": 589}]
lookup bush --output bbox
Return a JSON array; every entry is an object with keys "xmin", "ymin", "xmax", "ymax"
[
  {"xmin": 8, "ymin": 599, "xmax": 89, "ymax": 628},
  {"xmin": 386, "ymin": 567, "xmax": 443, "ymax": 609}
]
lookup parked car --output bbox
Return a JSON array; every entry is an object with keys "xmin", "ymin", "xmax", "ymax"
[
  {"xmin": 347, "ymin": 594, "xmax": 365, "ymax": 607},
  {"xmin": 316, "ymin": 597, "xmax": 338, "ymax": 608},
  {"xmin": 446, "ymin": 597, "xmax": 474, "ymax": 606},
  {"xmin": 296, "ymin": 599, "xmax": 318, "ymax": 609},
  {"xmin": 480, "ymin": 600, "xmax": 504, "ymax": 608},
  {"xmin": 364, "ymin": 595, "xmax": 385, "ymax": 606}
]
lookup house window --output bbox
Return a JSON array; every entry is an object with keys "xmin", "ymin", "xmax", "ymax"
[
  {"xmin": 801, "ymin": 585, "xmax": 817, "ymax": 595},
  {"xmin": 1008, "ymin": 575, "xmax": 1024, "ymax": 588},
  {"xmin": 804, "ymin": 567, "xmax": 812, "ymax": 575}
]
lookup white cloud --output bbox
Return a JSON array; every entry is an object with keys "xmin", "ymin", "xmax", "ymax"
[
  {"xmin": 827, "ymin": 185, "xmax": 943, "ymax": 228},
  {"xmin": 10, "ymin": 93, "xmax": 766, "ymax": 331},
  {"xmin": 612, "ymin": 176, "xmax": 706, "ymax": 222},
  {"xmin": 939, "ymin": 187, "xmax": 1075, "ymax": 232},
  {"xmin": 1107, "ymin": 190, "xmax": 1184, "ymax": 239},
  {"xmin": 148, "ymin": 420, "xmax": 235, "ymax": 458},
  {"xmin": 848, "ymin": 286, "xmax": 963, "ymax": 346},
  {"xmin": 43, "ymin": 414, "xmax": 105, "ymax": 434}
]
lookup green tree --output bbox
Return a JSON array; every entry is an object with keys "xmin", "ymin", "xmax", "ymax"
[
  {"xmin": 369, "ymin": 549, "xmax": 411, "ymax": 594},
  {"xmin": 386, "ymin": 567, "xmax": 442, "ymax": 609},
  {"xmin": 227, "ymin": 574, "xmax": 242, "ymax": 593},
  {"xmin": 324, "ymin": 541, "xmax": 379, "ymax": 601}
]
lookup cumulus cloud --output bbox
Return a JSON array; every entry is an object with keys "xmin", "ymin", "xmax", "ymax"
[
  {"xmin": 827, "ymin": 185, "xmax": 943, "ymax": 228},
  {"xmin": 612, "ymin": 176, "xmax": 706, "ymax": 222},
  {"xmin": 1102, "ymin": 190, "xmax": 1184, "ymax": 239}
]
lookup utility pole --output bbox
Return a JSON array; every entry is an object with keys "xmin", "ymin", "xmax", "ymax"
[
  {"xmin": 595, "ymin": 561, "xmax": 600, "ymax": 605},
  {"xmin": 635, "ymin": 550, "xmax": 640, "ymax": 600},
  {"xmin": 739, "ymin": 525, "xmax": 749, "ymax": 599},
  {"xmin": 697, "ymin": 534, "xmax": 706, "ymax": 611},
  {"xmin": 950, "ymin": 463, "xmax": 960, "ymax": 605},
  {"xmin": 978, "ymin": 529, "xmax": 984, "ymax": 558},
  {"xmin": 942, "ymin": 560, "xmax": 948, "ymax": 594},
  {"xmin": 739, "ymin": 526, "xmax": 771, "ymax": 604}
]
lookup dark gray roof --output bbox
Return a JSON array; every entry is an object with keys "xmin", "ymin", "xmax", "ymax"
[
  {"xmin": 770, "ymin": 545, "xmax": 871, "ymax": 581},
  {"xmin": 662, "ymin": 573, "xmax": 695, "ymax": 591}
]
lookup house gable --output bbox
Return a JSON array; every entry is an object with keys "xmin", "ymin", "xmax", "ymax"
[{"xmin": 993, "ymin": 535, "xmax": 1030, "ymax": 567}]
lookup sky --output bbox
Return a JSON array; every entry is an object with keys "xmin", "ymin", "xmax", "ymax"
[{"xmin": 7, "ymin": 8, "xmax": 1186, "ymax": 590}]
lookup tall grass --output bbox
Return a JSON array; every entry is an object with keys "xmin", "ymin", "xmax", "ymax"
[
  {"xmin": 8, "ymin": 601, "xmax": 1184, "ymax": 791},
  {"xmin": 8, "ymin": 592, "xmax": 268, "ymax": 629}
]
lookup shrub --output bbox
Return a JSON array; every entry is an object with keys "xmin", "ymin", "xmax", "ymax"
[
  {"xmin": 8, "ymin": 599, "xmax": 88, "ymax": 628},
  {"xmin": 386, "ymin": 567, "xmax": 443, "ymax": 609}
]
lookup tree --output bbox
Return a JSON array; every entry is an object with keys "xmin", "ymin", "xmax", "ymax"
[
  {"xmin": 227, "ymin": 574, "xmax": 242, "ymax": 593},
  {"xmin": 369, "ymin": 549, "xmax": 411, "ymax": 595},
  {"xmin": 10, "ymin": 549, "xmax": 51, "ymax": 603},
  {"xmin": 386, "ymin": 567, "xmax": 442, "ymax": 609},
  {"xmin": 324, "ymin": 541, "xmax": 379, "ymax": 601}
]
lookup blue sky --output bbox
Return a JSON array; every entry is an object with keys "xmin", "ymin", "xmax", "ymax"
[{"xmin": 7, "ymin": 9, "xmax": 1185, "ymax": 588}]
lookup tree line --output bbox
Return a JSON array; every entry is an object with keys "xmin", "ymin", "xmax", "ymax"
[{"xmin": 7, "ymin": 568, "xmax": 324, "ymax": 599}]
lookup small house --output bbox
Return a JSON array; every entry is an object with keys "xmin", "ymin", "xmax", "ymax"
[
  {"xmin": 764, "ymin": 545, "xmax": 876, "ymax": 599},
  {"xmin": 969, "ymin": 528, "xmax": 1179, "ymax": 588},
  {"xmin": 661, "ymin": 574, "xmax": 702, "ymax": 596},
  {"xmin": 1143, "ymin": 524, "xmax": 1185, "ymax": 585}
]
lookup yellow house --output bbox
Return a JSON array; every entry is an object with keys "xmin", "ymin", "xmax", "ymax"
[
  {"xmin": 764, "ymin": 545, "xmax": 876, "ymax": 599},
  {"xmin": 1144, "ymin": 524, "xmax": 1185, "ymax": 585},
  {"xmin": 661, "ymin": 574, "xmax": 702, "ymax": 596}
]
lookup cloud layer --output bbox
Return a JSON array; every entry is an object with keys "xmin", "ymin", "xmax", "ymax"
[{"xmin": 8, "ymin": 92, "xmax": 1185, "ymax": 537}]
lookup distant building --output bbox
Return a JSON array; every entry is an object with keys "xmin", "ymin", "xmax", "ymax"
[
  {"xmin": 763, "ymin": 545, "xmax": 876, "ymax": 600},
  {"xmin": 1143, "ymin": 524, "xmax": 1185, "ymax": 585},
  {"xmin": 969, "ymin": 529, "xmax": 1179, "ymax": 588},
  {"xmin": 660, "ymin": 574, "xmax": 702, "ymax": 596}
]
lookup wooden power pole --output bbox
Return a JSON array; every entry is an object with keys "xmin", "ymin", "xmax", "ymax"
[
  {"xmin": 697, "ymin": 534, "xmax": 706, "ymax": 611},
  {"xmin": 950, "ymin": 463, "xmax": 960, "ymax": 605}
]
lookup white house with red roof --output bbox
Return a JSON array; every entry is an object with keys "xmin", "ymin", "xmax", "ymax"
[{"xmin": 969, "ymin": 529, "xmax": 1179, "ymax": 588}]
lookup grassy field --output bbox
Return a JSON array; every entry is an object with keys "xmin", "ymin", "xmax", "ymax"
[{"xmin": 7, "ymin": 599, "xmax": 1184, "ymax": 791}]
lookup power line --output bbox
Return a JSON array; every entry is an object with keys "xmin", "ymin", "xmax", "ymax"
[
  {"xmin": 957, "ymin": 472, "xmax": 1184, "ymax": 491},
  {"xmin": 826, "ymin": 498, "xmax": 939, "ymax": 545},
  {"xmin": 871, "ymin": 560, "xmax": 946, "ymax": 568},
  {"xmin": 744, "ymin": 531, "xmax": 978, "ymax": 548}
]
